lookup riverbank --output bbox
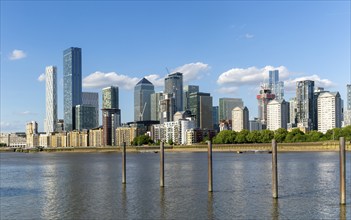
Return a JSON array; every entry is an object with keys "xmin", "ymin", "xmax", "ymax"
[{"xmin": 1, "ymin": 141, "xmax": 350, "ymax": 153}]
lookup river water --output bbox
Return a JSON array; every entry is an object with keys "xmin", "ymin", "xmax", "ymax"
[{"xmin": 0, "ymin": 151, "xmax": 350, "ymax": 219}]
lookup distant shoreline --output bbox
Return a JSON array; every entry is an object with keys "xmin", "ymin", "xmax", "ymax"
[{"xmin": 1, "ymin": 141, "xmax": 350, "ymax": 153}]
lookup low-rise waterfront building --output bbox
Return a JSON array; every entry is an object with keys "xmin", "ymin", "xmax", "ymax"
[{"xmin": 89, "ymin": 126, "xmax": 104, "ymax": 147}]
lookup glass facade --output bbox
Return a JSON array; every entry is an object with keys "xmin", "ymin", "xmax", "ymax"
[
  {"xmin": 218, "ymin": 98, "xmax": 243, "ymax": 121},
  {"xmin": 63, "ymin": 47, "xmax": 82, "ymax": 131},
  {"xmin": 296, "ymin": 80, "xmax": 315, "ymax": 130},
  {"xmin": 82, "ymin": 92, "xmax": 99, "ymax": 128},
  {"xmin": 165, "ymin": 72, "xmax": 183, "ymax": 112},
  {"xmin": 75, "ymin": 105, "xmax": 96, "ymax": 131},
  {"xmin": 189, "ymin": 92, "xmax": 213, "ymax": 129},
  {"xmin": 134, "ymin": 78, "xmax": 154, "ymax": 121},
  {"xmin": 102, "ymin": 86, "xmax": 119, "ymax": 109}
]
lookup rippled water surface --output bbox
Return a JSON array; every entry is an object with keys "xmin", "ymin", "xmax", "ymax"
[{"xmin": 1, "ymin": 151, "xmax": 350, "ymax": 219}]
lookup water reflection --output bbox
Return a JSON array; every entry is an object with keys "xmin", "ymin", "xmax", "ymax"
[
  {"xmin": 207, "ymin": 193, "xmax": 214, "ymax": 219},
  {"xmin": 271, "ymin": 199, "xmax": 279, "ymax": 220},
  {"xmin": 340, "ymin": 205, "xmax": 346, "ymax": 220}
]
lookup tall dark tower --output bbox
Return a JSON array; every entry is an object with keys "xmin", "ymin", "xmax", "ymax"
[
  {"xmin": 165, "ymin": 72, "xmax": 183, "ymax": 113},
  {"xmin": 63, "ymin": 47, "xmax": 82, "ymax": 131}
]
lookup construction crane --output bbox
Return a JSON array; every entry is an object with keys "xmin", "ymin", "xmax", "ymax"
[{"xmin": 139, "ymin": 102, "xmax": 147, "ymax": 121}]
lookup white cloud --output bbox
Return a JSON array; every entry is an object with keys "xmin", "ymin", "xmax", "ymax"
[
  {"xmin": 284, "ymin": 74, "xmax": 335, "ymax": 92},
  {"xmin": 245, "ymin": 33, "xmax": 254, "ymax": 39},
  {"xmin": 0, "ymin": 121, "xmax": 23, "ymax": 132},
  {"xmin": 83, "ymin": 71, "xmax": 140, "ymax": 90},
  {"xmin": 217, "ymin": 86, "xmax": 239, "ymax": 94},
  {"xmin": 9, "ymin": 49, "xmax": 27, "ymax": 60},
  {"xmin": 217, "ymin": 65, "xmax": 290, "ymax": 86},
  {"xmin": 173, "ymin": 62, "xmax": 210, "ymax": 82},
  {"xmin": 217, "ymin": 65, "xmax": 336, "ymax": 94},
  {"xmin": 38, "ymin": 73, "xmax": 45, "ymax": 82}
]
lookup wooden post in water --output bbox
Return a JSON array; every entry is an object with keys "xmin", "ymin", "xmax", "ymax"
[
  {"xmin": 339, "ymin": 137, "xmax": 346, "ymax": 205},
  {"xmin": 208, "ymin": 140, "xmax": 213, "ymax": 192},
  {"xmin": 160, "ymin": 141, "xmax": 164, "ymax": 187},
  {"xmin": 122, "ymin": 142, "xmax": 126, "ymax": 184},
  {"xmin": 272, "ymin": 139, "xmax": 278, "ymax": 199}
]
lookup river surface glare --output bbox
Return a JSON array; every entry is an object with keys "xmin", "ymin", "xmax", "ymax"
[{"xmin": 1, "ymin": 152, "xmax": 350, "ymax": 219}]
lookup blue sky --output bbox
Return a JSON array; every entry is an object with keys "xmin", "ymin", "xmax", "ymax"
[{"xmin": 1, "ymin": 1, "xmax": 350, "ymax": 132}]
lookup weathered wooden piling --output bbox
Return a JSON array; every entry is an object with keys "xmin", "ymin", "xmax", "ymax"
[
  {"xmin": 339, "ymin": 137, "xmax": 346, "ymax": 205},
  {"xmin": 122, "ymin": 142, "xmax": 126, "ymax": 184},
  {"xmin": 208, "ymin": 140, "xmax": 213, "ymax": 192},
  {"xmin": 160, "ymin": 141, "xmax": 164, "ymax": 187},
  {"xmin": 272, "ymin": 139, "xmax": 278, "ymax": 199}
]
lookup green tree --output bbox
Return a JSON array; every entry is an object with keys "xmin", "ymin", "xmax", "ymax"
[
  {"xmin": 246, "ymin": 130, "xmax": 261, "ymax": 143},
  {"xmin": 340, "ymin": 126, "xmax": 351, "ymax": 141},
  {"xmin": 260, "ymin": 130, "xmax": 274, "ymax": 143},
  {"xmin": 168, "ymin": 139, "xmax": 174, "ymax": 145},
  {"xmin": 285, "ymin": 128, "xmax": 306, "ymax": 142},
  {"xmin": 213, "ymin": 130, "xmax": 236, "ymax": 144},
  {"xmin": 235, "ymin": 129, "xmax": 249, "ymax": 143},
  {"xmin": 274, "ymin": 128, "xmax": 288, "ymax": 143},
  {"xmin": 305, "ymin": 130, "xmax": 324, "ymax": 142},
  {"xmin": 133, "ymin": 135, "xmax": 153, "ymax": 146}
]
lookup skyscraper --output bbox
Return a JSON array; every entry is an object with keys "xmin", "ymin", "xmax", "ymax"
[
  {"xmin": 75, "ymin": 105, "xmax": 97, "ymax": 131},
  {"xmin": 317, "ymin": 92, "xmax": 342, "ymax": 133},
  {"xmin": 344, "ymin": 84, "xmax": 351, "ymax": 126},
  {"xmin": 296, "ymin": 80, "xmax": 315, "ymax": 131},
  {"xmin": 45, "ymin": 66, "xmax": 57, "ymax": 134},
  {"xmin": 159, "ymin": 93, "xmax": 176, "ymax": 124},
  {"xmin": 232, "ymin": 106, "xmax": 249, "ymax": 132},
  {"xmin": 256, "ymin": 84, "xmax": 275, "ymax": 127},
  {"xmin": 151, "ymin": 92, "xmax": 163, "ymax": 121},
  {"xmin": 183, "ymin": 85, "xmax": 199, "ymax": 111},
  {"xmin": 269, "ymin": 70, "xmax": 284, "ymax": 100},
  {"xmin": 347, "ymin": 84, "xmax": 351, "ymax": 111},
  {"xmin": 134, "ymin": 78, "xmax": 155, "ymax": 121},
  {"xmin": 188, "ymin": 92, "xmax": 213, "ymax": 130},
  {"xmin": 102, "ymin": 86, "xmax": 121, "ymax": 146},
  {"xmin": 218, "ymin": 98, "xmax": 244, "ymax": 121},
  {"xmin": 212, "ymin": 106, "xmax": 219, "ymax": 132},
  {"xmin": 267, "ymin": 99, "xmax": 289, "ymax": 131},
  {"xmin": 63, "ymin": 47, "xmax": 82, "ymax": 131},
  {"xmin": 165, "ymin": 72, "xmax": 183, "ymax": 112},
  {"xmin": 82, "ymin": 92, "xmax": 99, "ymax": 128}
]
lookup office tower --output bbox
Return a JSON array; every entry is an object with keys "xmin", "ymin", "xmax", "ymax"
[
  {"xmin": 102, "ymin": 86, "xmax": 121, "ymax": 146},
  {"xmin": 288, "ymin": 98, "xmax": 297, "ymax": 125},
  {"xmin": 82, "ymin": 92, "xmax": 99, "ymax": 128},
  {"xmin": 159, "ymin": 93, "xmax": 176, "ymax": 124},
  {"xmin": 296, "ymin": 80, "xmax": 315, "ymax": 131},
  {"xmin": 212, "ymin": 106, "xmax": 219, "ymax": 132},
  {"xmin": 56, "ymin": 119, "xmax": 64, "ymax": 132},
  {"xmin": 347, "ymin": 84, "xmax": 351, "ymax": 110},
  {"xmin": 75, "ymin": 105, "xmax": 97, "ymax": 131},
  {"xmin": 269, "ymin": 70, "xmax": 284, "ymax": 100},
  {"xmin": 344, "ymin": 84, "xmax": 351, "ymax": 126},
  {"xmin": 26, "ymin": 121, "xmax": 39, "ymax": 147},
  {"xmin": 134, "ymin": 78, "xmax": 155, "ymax": 121},
  {"xmin": 63, "ymin": 47, "xmax": 82, "ymax": 131},
  {"xmin": 313, "ymin": 87, "xmax": 328, "ymax": 131},
  {"xmin": 151, "ymin": 92, "xmax": 163, "ymax": 121},
  {"xmin": 318, "ymin": 92, "xmax": 342, "ymax": 133},
  {"xmin": 232, "ymin": 106, "xmax": 249, "ymax": 132},
  {"xmin": 183, "ymin": 85, "xmax": 199, "ymax": 111},
  {"xmin": 165, "ymin": 72, "xmax": 183, "ymax": 112},
  {"xmin": 249, "ymin": 118, "xmax": 262, "ymax": 131},
  {"xmin": 257, "ymin": 84, "xmax": 275, "ymax": 127},
  {"xmin": 218, "ymin": 98, "xmax": 244, "ymax": 121},
  {"xmin": 188, "ymin": 92, "xmax": 213, "ymax": 130},
  {"xmin": 45, "ymin": 66, "xmax": 57, "ymax": 134},
  {"xmin": 267, "ymin": 99, "xmax": 289, "ymax": 131}
]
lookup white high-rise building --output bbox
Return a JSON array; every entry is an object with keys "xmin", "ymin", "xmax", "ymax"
[
  {"xmin": 45, "ymin": 66, "xmax": 57, "ymax": 134},
  {"xmin": 231, "ymin": 106, "xmax": 249, "ymax": 132},
  {"xmin": 318, "ymin": 92, "xmax": 342, "ymax": 133},
  {"xmin": 267, "ymin": 99, "xmax": 289, "ymax": 131}
]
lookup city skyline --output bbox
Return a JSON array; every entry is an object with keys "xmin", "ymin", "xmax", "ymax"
[{"xmin": 1, "ymin": 1, "xmax": 350, "ymax": 132}]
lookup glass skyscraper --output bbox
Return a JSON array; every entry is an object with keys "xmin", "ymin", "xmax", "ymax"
[
  {"xmin": 134, "ymin": 78, "xmax": 155, "ymax": 121},
  {"xmin": 45, "ymin": 66, "xmax": 57, "ymax": 134},
  {"xmin": 82, "ymin": 92, "xmax": 99, "ymax": 128},
  {"xmin": 296, "ymin": 80, "xmax": 315, "ymax": 131},
  {"xmin": 165, "ymin": 72, "xmax": 183, "ymax": 112},
  {"xmin": 269, "ymin": 70, "xmax": 284, "ymax": 100},
  {"xmin": 218, "ymin": 98, "xmax": 243, "ymax": 121},
  {"xmin": 63, "ymin": 47, "xmax": 82, "ymax": 131},
  {"xmin": 188, "ymin": 92, "xmax": 213, "ymax": 130}
]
